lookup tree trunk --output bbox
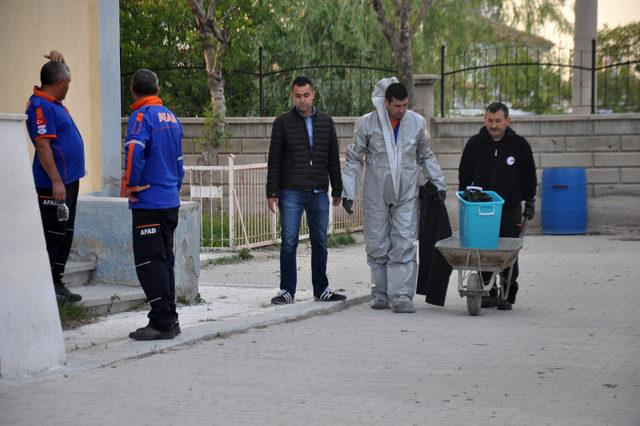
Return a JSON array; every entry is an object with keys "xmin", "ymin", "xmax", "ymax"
[
  {"xmin": 201, "ymin": 40, "xmax": 225, "ymax": 166},
  {"xmin": 372, "ymin": 0, "xmax": 433, "ymax": 109},
  {"xmin": 202, "ymin": 39, "xmax": 226, "ymax": 116},
  {"xmin": 186, "ymin": 0, "xmax": 230, "ymax": 166},
  {"xmin": 396, "ymin": 14, "xmax": 416, "ymax": 107}
]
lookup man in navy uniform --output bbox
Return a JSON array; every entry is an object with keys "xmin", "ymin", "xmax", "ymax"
[
  {"xmin": 121, "ymin": 69, "xmax": 184, "ymax": 340},
  {"xmin": 25, "ymin": 50, "xmax": 84, "ymax": 303}
]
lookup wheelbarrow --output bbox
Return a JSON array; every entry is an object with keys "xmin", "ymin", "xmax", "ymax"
[{"xmin": 435, "ymin": 219, "xmax": 528, "ymax": 316}]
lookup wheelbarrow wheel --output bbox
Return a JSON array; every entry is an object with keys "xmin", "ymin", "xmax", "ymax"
[{"xmin": 467, "ymin": 273, "xmax": 482, "ymax": 316}]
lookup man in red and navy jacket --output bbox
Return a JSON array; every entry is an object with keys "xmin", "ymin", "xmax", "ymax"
[
  {"xmin": 25, "ymin": 50, "xmax": 84, "ymax": 303},
  {"xmin": 121, "ymin": 69, "xmax": 184, "ymax": 341}
]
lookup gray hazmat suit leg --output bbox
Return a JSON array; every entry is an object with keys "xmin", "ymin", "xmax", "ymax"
[
  {"xmin": 364, "ymin": 184, "xmax": 419, "ymax": 301},
  {"xmin": 342, "ymin": 77, "xmax": 447, "ymax": 305}
]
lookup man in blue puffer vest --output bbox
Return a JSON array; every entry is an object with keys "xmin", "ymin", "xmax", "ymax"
[{"xmin": 121, "ymin": 69, "xmax": 185, "ymax": 340}]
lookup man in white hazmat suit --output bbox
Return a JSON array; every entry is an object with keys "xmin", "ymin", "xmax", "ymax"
[{"xmin": 342, "ymin": 78, "xmax": 447, "ymax": 313}]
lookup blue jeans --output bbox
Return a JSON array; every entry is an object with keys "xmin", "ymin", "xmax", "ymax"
[{"xmin": 279, "ymin": 189, "xmax": 330, "ymax": 298}]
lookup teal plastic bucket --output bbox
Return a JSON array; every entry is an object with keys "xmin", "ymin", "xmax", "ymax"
[
  {"xmin": 542, "ymin": 167, "xmax": 587, "ymax": 234},
  {"xmin": 457, "ymin": 191, "xmax": 505, "ymax": 249}
]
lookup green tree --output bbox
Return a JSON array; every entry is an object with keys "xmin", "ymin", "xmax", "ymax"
[
  {"xmin": 597, "ymin": 21, "xmax": 640, "ymax": 112},
  {"xmin": 120, "ymin": 0, "xmax": 572, "ymax": 117},
  {"xmin": 371, "ymin": 0, "xmax": 434, "ymax": 107},
  {"xmin": 120, "ymin": 0, "xmax": 208, "ymax": 116},
  {"xmin": 370, "ymin": 0, "xmax": 570, "ymax": 110},
  {"xmin": 253, "ymin": 0, "xmax": 393, "ymax": 116}
]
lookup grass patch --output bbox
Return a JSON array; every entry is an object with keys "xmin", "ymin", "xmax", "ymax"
[
  {"xmin": 328, "ymin": 232, "xmax": 356, "ymax": 248},
  {"xmin": 200, "ymin": 213, "xmax": 278, "ymax": 248},
  {"xmin": 201, "ymin": 213, "xmax": 228, "ymax": 248},
  {"xmin": 176, "ymin": 295, "xmax": 191, "ymax": 305},
  {"xmin": 208, "ymin": 248, "xmax": 254, "ymax": 266},
  {"xmin": 177, "ymin": 292, "xmax": 208, "ymax": 306},
  {"xmin": 194, "ymin": 292, "xmax": 207, "ymax": 304},
  {"xmin": 238, "ymin": 248, "xmax": 253, "ymax": 260},
  {"xmin": 58, "ymin": 301, "xmax": 92, "ymax": 330}
]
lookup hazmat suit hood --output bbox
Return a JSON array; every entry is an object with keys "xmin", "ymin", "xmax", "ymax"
[{"xmin": 372, "ymin": 77, "xmax": 402, "ymax": 198}]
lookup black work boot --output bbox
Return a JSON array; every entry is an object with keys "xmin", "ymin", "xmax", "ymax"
[
  {"xmin": 497, "ymin": 300, "xmax": 513, "ymax": 310},
  {"xmin": 55, "ymin": 283, "xmax": 82, "ymax": 303},
  {"xmin": 129, "ymin": 325, "xmax": 176, "ymax": 341},
  {"xmin": 481, "ymin": 287, "xmax": 498, "ymax": 308},
  {"xmin": 481, "ymin": 297, "xmax": 498, "ymax": 308}
]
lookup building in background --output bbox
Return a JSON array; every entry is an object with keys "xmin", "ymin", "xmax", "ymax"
[{"xmin": 0, "ymin": 0, "xmax": 121, "ymax": 196}]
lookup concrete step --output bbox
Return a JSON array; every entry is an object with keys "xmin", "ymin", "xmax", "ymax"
[
  {"xmin": 73, "ymin": 283, "xmax": 147, "ymax": 316},
  {"xmin": 64, "ymin": 259, "xmax": 97, "ymax": 288}
]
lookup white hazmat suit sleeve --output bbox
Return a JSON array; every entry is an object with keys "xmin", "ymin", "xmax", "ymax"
[
  {"xmin": 416, "ymin": 119, "xmax": 447, "ymax": 191},
  {"xmin": 341, "ymin": 115, "xmax": 368, "ymax": 200}
]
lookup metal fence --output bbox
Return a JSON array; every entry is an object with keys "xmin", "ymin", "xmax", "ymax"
[
  {"xmin": 439, "ymin": 39, "xmax": 640, "ymax": 116},
  {"xmin": 254, "ymin": 46, "xmax": 394, "ymax": 117},
  {"xmin": 122, "ymin": 46, "xmax": 394, "ymax": 118},
  {"xmin": 185, "ymin": 157, "xmax": 364, "ymax": 250}
]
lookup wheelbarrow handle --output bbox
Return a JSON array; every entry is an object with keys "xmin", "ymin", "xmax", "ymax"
[{"xmin": 517, "ymin": 217, "xmax": 529, "ymax": 238}]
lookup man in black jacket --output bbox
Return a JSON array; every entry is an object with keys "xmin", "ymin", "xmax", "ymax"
[
  {"xmin": 266, "ymin": 76, "xmax": 346, "ymax": 305},
  {"xmin": 458, "ymin": 102, "xmax": 537, "ymax": 310}
]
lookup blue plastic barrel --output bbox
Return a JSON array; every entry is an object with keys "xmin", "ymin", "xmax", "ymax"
[{"xmin": 541, "ymin": 168, "xmax": 587, "ymax": 234}]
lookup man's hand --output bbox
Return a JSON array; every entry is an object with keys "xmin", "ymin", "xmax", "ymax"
[
  {"xmin": 267, "ymin": 197, "xmax": 278, "ymax": 214},
  {"xmin": 523, "ymin": 199, "xmax": 535, "ymax": 220},
  {"xmin": 437, "ymin": 190, "xmax": 447, "ymax": 201},
  {"xmin": 121, "ymin": 184, "xmax": 150, "ymax": 203},
  {"xmin": 44, "ymin": 50, "xmax": 65, "ymax": 63},
  {"xmin": 52, "ymin": 181, "xmax": 66, "ymax": 202},
  {"xmin": 332, "ymin": 197, "xmax": 341, "ymax": 206},
  {"xmin": 342, "ymin": 198, "xmax": 353, "ymax": 214}
]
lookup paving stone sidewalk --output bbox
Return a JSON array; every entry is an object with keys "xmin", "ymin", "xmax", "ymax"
[{"xmin": 1, "ymin": 232, "xmax": 639, "ymax": 425}]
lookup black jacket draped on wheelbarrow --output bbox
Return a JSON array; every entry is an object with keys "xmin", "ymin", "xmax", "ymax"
[{"xmin": 416, "ymin": 182, "xmax": 453, "ymax": 306}]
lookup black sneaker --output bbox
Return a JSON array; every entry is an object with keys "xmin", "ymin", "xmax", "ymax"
[
  {"xmin": 271, "ymin": 290, "xmax": 294, "ymax": 305},
  {"xmin": 481, "ymin": 297, "xmax": 498, "ymax": 308},
  {"xmin": 55, "ymin": 283, "xmax": 82, "ymax": 303},
  {"xmin": 315, "ymin": 288, "xmax": 347, "ymax": 302},
  {"xmin": 129, "ymin": 325, "xmax": 176, "ymax": 341},
  {"xmin": 497, "ymin": 300, "xmax": 513, "ymax": 311}
]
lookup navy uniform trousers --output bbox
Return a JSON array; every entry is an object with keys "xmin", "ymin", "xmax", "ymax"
[
  {"xmin": 36, "ymin": 179, "xmax": 80, "ymax": 285},
  {"xmin": 132, "ymin": 207, "xmax": 179, "ymax": 331}
]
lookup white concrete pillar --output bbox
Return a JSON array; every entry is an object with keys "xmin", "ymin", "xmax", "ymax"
[
  {"xmin": 0, "ymin": 0, "xmax": 121, "ymax": 196},
  {"xmin": 571, "ymin": 0, "xmax": 598, "ymax": 113},
  {"xmin": 413, "ymin": 74, "xmax": 441, "ymax": 120},
  {"xmin": 0, "ymin": 114, "xmax": 65, "ymax": 379},
  {"xmin": 97, "ymin": 0, "xmax": 122, "ymax": 196}
]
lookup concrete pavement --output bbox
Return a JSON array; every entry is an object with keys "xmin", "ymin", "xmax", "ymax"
[{"xmin": 1, "ymin": 232, "xmax": 640, "ymax": 424}]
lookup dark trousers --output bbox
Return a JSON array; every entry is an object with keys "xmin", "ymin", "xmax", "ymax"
[
  {"xmin": 482, "ymin": 203, "xmax": 522, "ymax": 303},
  {"xmin": 36, "ymin": 180, "xmax": 80, "ymax": 285},
  {"xmin": 132, "ymin": 207, "xmax": 179, "ymax": 331}
]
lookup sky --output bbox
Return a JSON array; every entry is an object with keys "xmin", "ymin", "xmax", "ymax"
[{"xmin": 540, "ymin": 0, "xmax": 640, "ymax": 48}]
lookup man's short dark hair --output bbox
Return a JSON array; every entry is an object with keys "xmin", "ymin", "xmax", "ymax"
[
  {"xmin": 130, "ymin": 69, "xmax": 159, "ymax": 96},
  {"xmin": 40, "ymin": 61, "xmax": 70, "ymax": 86},
  {"xmin": 384, "ymin": 82, "xmax": 408, "ymax": 102},
  {"xmin": 486, "ymin": 102, "xmax": 509, "ymax": 117},
  {"xmin": 291, "ymin": 76, "xmax": 314, "ymax": 90}
]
